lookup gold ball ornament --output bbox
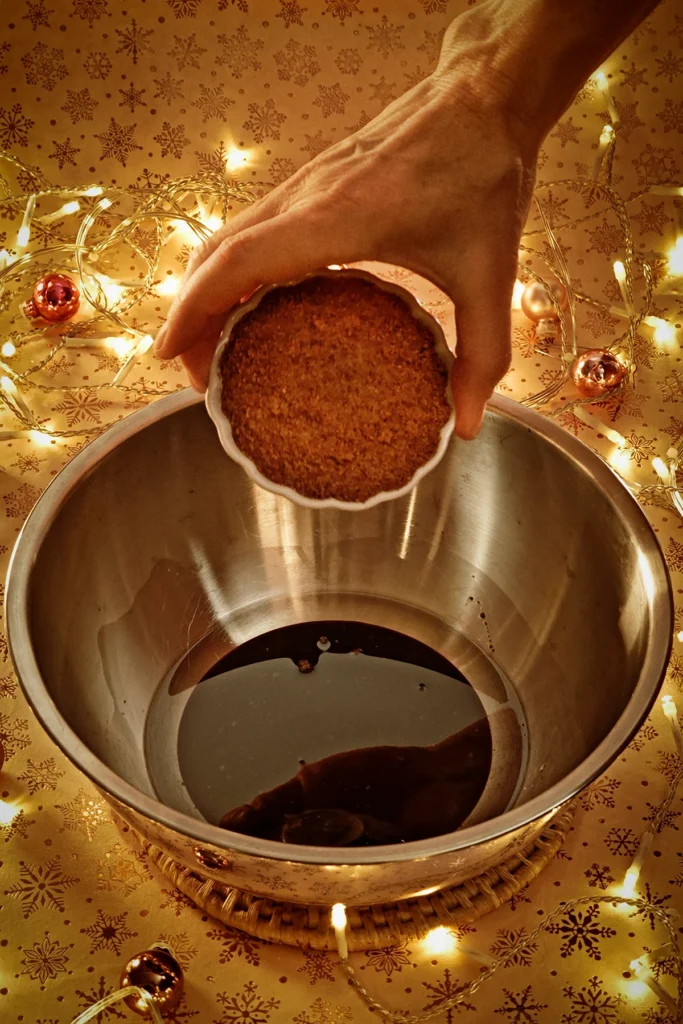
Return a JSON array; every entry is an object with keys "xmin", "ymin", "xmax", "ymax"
[
  {"xmin": 24, "ymin": 272, "xmax": 80, "ymax": 322},
  {"xmin": 520, "ymin": 280, "xmax": 567, "ymax": 323},
  {"xmin": 571, "ymin": 349, "xmax": 627, "ymax": 398},
  {"xmin": 120, "ymin": 946, "xmax": 184, "ymax": 1017}
]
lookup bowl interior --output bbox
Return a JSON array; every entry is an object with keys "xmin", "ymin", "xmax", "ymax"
[{"xmin": 12, "ymin": 393, "xmax": 670, "ymax": 854}]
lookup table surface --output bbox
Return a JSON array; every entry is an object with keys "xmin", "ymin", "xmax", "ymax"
[{"xmin": 1, "ymin": 1, "xmax": 683, "ymax": 1021}]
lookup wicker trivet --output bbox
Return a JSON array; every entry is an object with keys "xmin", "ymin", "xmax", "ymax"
[{"xmin": 139, "ymin": 806, "xmax": 574, "ymax": 951}]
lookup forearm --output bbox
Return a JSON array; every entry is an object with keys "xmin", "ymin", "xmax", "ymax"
[{"xmin": 435, "ymin": 0, "xmax": 660, "ymax": 144}]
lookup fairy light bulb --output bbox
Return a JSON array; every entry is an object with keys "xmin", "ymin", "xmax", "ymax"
[
  {"xmin": 667, "ymin": 237, "xmax": 683, "ymax": 277},
  {"xmin": 644, "ymin": 317, "xmax": 677, "ymax": 345},
  {"xmin": 83, "ymin": 185, "xmax": 103, "ymax": 196},
  {"xmin": 1, "ymin": 342, "xmax": 16, "ymax": 358},
  {"xmin": 157, "ymin": 276, "xmax": 181, "ymax": 297},
  {"xmin": 0, "ymin": 799, "xmax": 18, "ymax": 825},
  {"xmin": 29, "ymin": 430, "xmax": 54, "ymax": 447},
  {"xmin": 421, "ymin": 926, "xmax": 458, "ymax": 956},
  {"xmin": 205, "ymin": 216, "xmax": 222, "ymax": 233},
  {"xmin": 106, "ymin": 336, "xmax": 134, "ymax": 358},
  {"xmin": 17, "ymin": 194, "xmax": 36, "ymax": 248},
  {"xmin": 511, "ymin": 279, "xmax": 525, "ymax": 310},
  {"xmin": 62, "ymin": 200, "xmax": 80, "ymax": 215},
  {"xmin": 331, "ymin": 903, "xmax": 348, "ymax": 960},
  {"xmin": 652, "ymin": 457, "xmax": 669, "ymax": 482},
  {"xmin": 225, "ymin": 147, "xmax": 250, "ymax": 170}
]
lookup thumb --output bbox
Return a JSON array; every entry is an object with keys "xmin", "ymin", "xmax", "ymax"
[
  {"xmin": 155, "ymin": 209, "xmax": 356, "ymax": 363},
  {"xmin": 450, "ymin": 270, "xmax": 513, "ymax": 440}
]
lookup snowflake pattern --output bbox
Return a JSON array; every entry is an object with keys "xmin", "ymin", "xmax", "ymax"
[
  {"xmin": 243, "ymin": 98, "xmax": 287, "ymax": 142},
  {"xmin": 216, "ymin": 981, "xmax": 280, "ymax": 1024},
  {"xmin": 157, "ymin": 932, "xmax": 198, "ymax": 969},
  {"xmin": 119, "ymin": 83, "xmax": 147, "ymax": 113},
  {"xmin": 620, "ymin": 61, "xmax": 649, "ymax": 90},
  {"xmin": 583, "ymin": 864, "xmax": 615, "ymax": 890},
  {"xmin": 154, "ymin": 120, "xmax": 190, "ymax": 158},
  {"xmin": 269, "ymin": 156, "xmax": 296, "ymax": 183},
  {"xmin": 168, "ymin": 33, "xmax": 206, "ymax": 70},
  {"xmin": 206, "ymin": 926, "xmax": 262, "ymax": 966},
  {"xmin": 422, "ymin": 968, "xmax": 476, "ymax": 1021},
  {"xmin": 96, "ymin": 843, "xmax": 151, "ymax": 895},
  {"xmin": 9, "ymin": 452, "xmax": 41, "ymax": 475},
  {"xmin": 313, "ymin": 82, "xmax": 349, "ymax": 118},
  {"xmin": 5, "ymin": 857, "xmax": 79, "ymax": 918},
  {"xmin": 1, "ymin": 483, "xmax": 39, "ymax": 520},
  {"xmin": 49, "ymin": 138, "xmax": 80, "ymax": 170},
  {"xmin": 81, "ymin": 909, "xmax": 137, "ymax": 954},
  {"xmin": 94, "ymin": 117, "xmax": 142, "ymax": 165},
  {"xmin": 274, "ymin": 39, "xmax": 320, "ymax": 86},
  {"xmin": 494, "ymin": 985, "xmax": 548, "ymax": 1023},
  {"xmin": 61, "ymin": 87, "xmax": 98, "ymax": 123},
  {"xmin": 363, "ymin": 944, "xmax": 412, "ymax": 977},
  {"xmin": 489, "ymin": 928, "xmax": 538, "ymax": 968},
  {"xmin": 115, "ymin": 19, "xmax": 154, "ymax": 65},
  {"xmin": 21, "ymin": 935, "xmax": 70, "ymax": 985},
  {"xmin": 21, "ymin": 42, "xmax": 69, "ymax": 90},
  {"xmin": 366, "ymin": 16, "xmax": 404, "ymax": 59},
  {"xmin": 579, "ymin": 776, "xmax": 621, "ymax": 811},
  {"xmin": 551, "ymin": 117, "xmax": 583, "ymax": 147},
  {"xmin": 298, "ymin": 950, "xmax": 335, "ymax": 985},
  {"xmin": 24, "ymin": 0, "xmax": 53, "ymax": 30},
  {"xmin": 167, "ymin": 0, "xmax": 203, "ymax": 15},
  {"xmin": 369, "ymin": 75, "xmax": 397, "ymax": 106},
  {"xmin": 561, "ymin": 975, "xmax": 623, "ymax": 1023},
  {"xmin": 3, "ymin": 809, "xmax": 37, "ymax": 844},
  {"xmin": 191, "ymin": 84, "xmax": 234, "ymax": 122},
  {"xmin": 16, "ymin": 757, "xmax": 65, "ymax": 793},
  {"xmin": 52, "ymin": 388, "xmax": 113, "ymax": 424},
  {"xmin": 335, "ymin": 47, "xmax": 362, "ymax": 75},
  {"xmin": 0, "ymin": 103, "xmax": 34, "ymax": 147},
  {"xmin": 0, "ymin": 674, "xmax": 17, "ymax": 698},
  {"xmin": 55, "ymin": 788, "xmax": 108, "ymax": 840},
  {"xmin": 216, "ymin": 25, "xmax": 264, "ymax": 77},
  {"xmin": 547, "ymin": 904, "xmax": 617, "ymax": 960},
  {"xmin": 72, "ymin": 0, "xmax": 109, "ymax": 24},
  {"xmin": 628, "ymin": 882, "xmax": 671, "ymax": 930},
  {"xmin": 0, "ymin": 711, "xmax": 31, "ymax": 757},
  {"xmin": 83, "ymin": 50, "xmax": 112, "ymax": 79},
  {"xmin": 657, "ymin": 99, "xmax": 683, "ymax": 134},
  {"xmin": 322, "ymin": 0, "xmax": 360, "ymax": 25},
  {"xmin": 75, "ymin": 976, "xmax": 127, "ymax": 1020},
  {"xmin": 292, "ymin": 999, "xmax": 353, "ymax": 1024},
  {"xmin": 587, "ymin": 219, "xmax": 623, "ymax": 256}
]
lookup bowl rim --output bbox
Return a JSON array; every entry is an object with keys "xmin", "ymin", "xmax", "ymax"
[
  {"xmin": 6, "ymin": 388, "xmax": 673, "ymax": 866},
  {"xmin": 204, "ymin": 266, "xmax": 455, "ymax": 511}
]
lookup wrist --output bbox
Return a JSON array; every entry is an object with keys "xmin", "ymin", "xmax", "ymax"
[{"xmin": 433, "ymin": 0, "xmax": 659, "ymax": 146}]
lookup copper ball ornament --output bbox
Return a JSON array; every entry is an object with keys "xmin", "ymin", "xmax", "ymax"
[
  {"xmin": 520, "ymin": 279, "xmax": 567, "ymax": 323},
  {"xmin": 25, "ymin": 273, "xmax": 80, "ymax": 322},
  {"xmin": 571, "ymin": 349, "xmax": 627, "ymax": 398},
  {"xmin": 120, "ymin": 946, "xmax": 184, "ymax": 1016}
]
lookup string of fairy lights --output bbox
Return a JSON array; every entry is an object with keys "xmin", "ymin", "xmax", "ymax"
[{"xmin": 0, "ymin": 67, "xmax": 682, "ymax": 1022}]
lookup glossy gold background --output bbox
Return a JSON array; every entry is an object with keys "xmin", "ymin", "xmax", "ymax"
[{"xmin": 1, "ymin": 1, "xmax": 683, "ymax": 1021}]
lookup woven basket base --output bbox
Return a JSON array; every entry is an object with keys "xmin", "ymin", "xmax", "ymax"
[{"xmin": 140, "ymin": 805, "xmax": 574, "ymax": 951}]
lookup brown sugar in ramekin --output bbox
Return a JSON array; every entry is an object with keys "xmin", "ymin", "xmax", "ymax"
[{"xmin": 219, "ymin": 274, "xmax": 452, "ymax": 504}]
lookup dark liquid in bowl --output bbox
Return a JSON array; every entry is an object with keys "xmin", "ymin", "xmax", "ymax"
[{"xmin": 180, "ymin": 621, "xmax": 493, "ymax": 846}]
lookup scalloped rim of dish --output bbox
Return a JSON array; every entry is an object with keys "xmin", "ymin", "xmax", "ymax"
[{"xmin": 205, "ymin": 267, "xmax": 455, "ymax": 511}]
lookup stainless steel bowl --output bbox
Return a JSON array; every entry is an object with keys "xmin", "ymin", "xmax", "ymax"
[{"xmin": 7, "ymin": 390, "xmax": 672, "ymax": 906}]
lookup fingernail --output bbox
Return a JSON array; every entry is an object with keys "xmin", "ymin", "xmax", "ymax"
[{"xmin": 153, "ymin": 328, "xmax": 167, "ymax": 356}]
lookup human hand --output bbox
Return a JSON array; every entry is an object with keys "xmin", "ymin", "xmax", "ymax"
[{"xmin": 153, "ymin": 10, "xmax": 543, "ymax": 438}]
